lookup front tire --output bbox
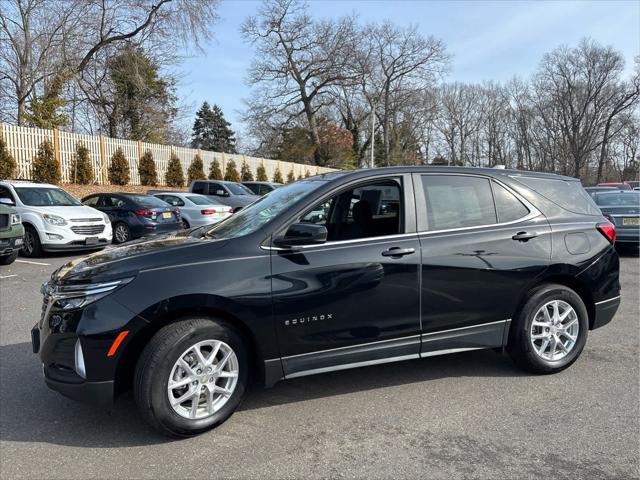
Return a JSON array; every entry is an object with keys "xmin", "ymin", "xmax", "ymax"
[
  {"xmin": 113, "ymin": 222, "xmax": 130, "ymax": 244},
  {"xmin": 0, "ymin": 251, "xmax": 18, "ymax": 265},
  {"xmin": 508, "ymin": 284, "xmax": 588, "ymax": 374},
  {"xmin": 21, "ymin": 225, "xmax": 42, "ymax": 257},
  {"xmin": 134, "ymin": 318, "xmax": 249, "ymax": 437}
]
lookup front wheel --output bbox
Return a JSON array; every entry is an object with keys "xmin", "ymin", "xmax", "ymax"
[
  {"xmin": 113, "ymin": 222, "xmax": 130, "ymax": 244},
  {"xmin": 21, "ymin": 225, "xmax": 42, "ymax": 257},
  {"xmin": 134, "ymin": 318, "xmax": 248, "ymax": 437},
  {"xmin": 508, "ymin": 284, "xmax": 588, "ymax": 374}
]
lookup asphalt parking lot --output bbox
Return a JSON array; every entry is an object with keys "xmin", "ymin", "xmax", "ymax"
[{"xmin": 1, "ymin": 250, "xmax": 638, "ymax": 479}]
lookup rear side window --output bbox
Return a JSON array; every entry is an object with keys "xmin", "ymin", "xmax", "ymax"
[
  {"xmin": 513, "ymin": 176, "xmax": 600, "ymax": 215},
  {"xmin": 421, "ymin": 175, "xmax": 497, "ymax": 231},
  {"xmin": 158, "ymin": 195, "xmax": 185, "ymax": 207},
  {"xmin": 192, "ymin": 182, "xmax": 206, "ymax": 194},
  {"xmin": 492, "ymin": 182, "xmax": 530, "ymax": 223}
]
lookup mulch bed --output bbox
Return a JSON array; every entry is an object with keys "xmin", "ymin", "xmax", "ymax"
[{"xmin": 62, "ymin": 184, "xmax": 187, "ymax": 199}]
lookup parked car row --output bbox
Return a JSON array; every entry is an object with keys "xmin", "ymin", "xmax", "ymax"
[{"xmin": 0, "ymin": 177, "xmax": 283, "ymax": 259}]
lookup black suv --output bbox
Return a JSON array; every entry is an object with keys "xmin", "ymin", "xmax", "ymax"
[{"xmin": 32, "ymin": 167, "xmax": 620, "ymax": 437}]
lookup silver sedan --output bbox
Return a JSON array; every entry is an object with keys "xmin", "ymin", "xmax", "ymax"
[{"xmin": 152, "ymin": 192, "xmax": 232, "ymax": 229}]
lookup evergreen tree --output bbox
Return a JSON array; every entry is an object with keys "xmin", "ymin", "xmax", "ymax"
[
  {"xmin": 139, "ymin": 150, "xmax": 158, "ymax": 186},
  {"xmin": 24, "ymin": 76, "xmax": 69, "ymax": 129},
  {"xmin": 272, "ymin": 166, "xmax": 284, "ymax": 184},
  {"xmin": 304, "ymin": 169, "xmax": 311, "ymax": 178},
  {"xmin": 191, "ymin": 102, "xmax": 237, "ymax": 153},
  {"xmin": 208, "ymin": 158, "xmax": 223, "ymax": 180},
  {"xmin": 32, "ymin": 139, "xmax": 61, "ymax": 183},
  {"xmin": 240, "ymin": 160, "xmax": 254, "ymax": 181},
  {"xmin": 108, "ymin": 147, "xmax": 130, "ymax": 185},
  {"xmin": 165, "ymin": 152, "xmax": 185, "ymax": 187},
  {"xmin": 188, "ymin": 153, "xmax": 206, "ymax": 184},
  {"xmin": 224, "ymin": 160, "xmax": 240, "ymax": 182},
  {"xmin": 286, "ymin": 168, "xmax": 295, "ymax": 183},
  {"xmin": 256, "ymin": 162, "xmax": 268, "ymax": 181},
  {"xmin": 0, "ymin": 137, "xmax": 17, "ymax": 179},
  {"xmin": 297, "ymin": 172, "xmax": 304, "ymax": 181},
  {"xmin": 71, "ymin": 142, "xmax": 93, "ymax": 184}
]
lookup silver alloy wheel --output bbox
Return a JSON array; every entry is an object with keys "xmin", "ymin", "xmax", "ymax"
[
  {"xmin": 530, "ymin": 300, "xmax": 580, "ymax": 361},
  {"xmin": 167, "ymin": 339, "xmax": 239, "ymax": 420},
  {"xmin": 114, "ymin": 224, "xmax": 128, "ymax": 243}
]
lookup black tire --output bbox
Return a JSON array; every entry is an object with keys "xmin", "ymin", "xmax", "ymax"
[
  {"xmin": 0, "ymin": 251, "xmax": 18, "ymax": 265},
  {"xmin": 181, "ymin": 219, "xmax": 190, "ymax": 229},
  {"xmin": 507, "ymin": 283, "xmax": 589, "ymax": 374},
  {"xmin": 20, "ymin": 225, "xmax": 42, "ymax": 257},
  {"xmin": 134, "ymin": 318, "xmax": 249, "ymax": 437},
  {"xmin": 113, "ymin": 222, "xmax": 130, "ymax": 244}
]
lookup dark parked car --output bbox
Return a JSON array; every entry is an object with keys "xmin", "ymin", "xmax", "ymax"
[
  {"xmin": 592, "ymin": 190, "xmax": 640, "ymax": 247},
  {"xmin": 81, "ymin": 193, "xmax": 182, "ymax": 244},
  {"xmin": 242, "ymin": 181, "xmax": 283, "ymax": 196},
  {"xmin": 34, "ymin": 167, "xmax": 620, "ymax": 437},
  {"xmin": 596, "ymin": 182, "xmax": 631, "ymax": 190},
  {"xmin": 190, "ymin": 180, "xmax": 259, "ymax": 211}
]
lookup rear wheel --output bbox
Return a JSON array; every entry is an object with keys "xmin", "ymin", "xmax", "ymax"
[
  {"xmin": 134, "ymin": 318, "xmax": 248, "ymax": 437},
  {"xmin": 0, "ymin": 251, "xmax": 18, "ymax": 265},
  {"xmin": 113, "ymin": 222, "xmax": 130, "ymax": 244},
  {"xmin": 508, "ymin": 284, "xmax": 588, "ymax": 374},
  {"xmin": 20, "ymin": 225, "xmax": 42, "ymax": 257}
]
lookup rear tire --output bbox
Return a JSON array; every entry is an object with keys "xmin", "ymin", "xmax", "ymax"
[
  {"xmin": 0, "ymin": 251, "xmax": 18, "ymax": 265},
  {"xmin": 508, "ymin": 283, "xmax": 588, "ymax": 374},
  {"xmin": 181, "ymin": 219, "xmax": 190, "ymax": 229},
  {"xmin": 20, "ymin": 225, "xmax": 42, "ymax": 257},
  {"xmin": 134, "ymin": 318, "xmax": 248, "ymax": 437}
]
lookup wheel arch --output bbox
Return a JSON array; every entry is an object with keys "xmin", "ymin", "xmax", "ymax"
[
  {"xmin": 114, "ymin": 294, "xmax": 267, "ymax": 397},
  {"xmin": 514, "ymin": 273, "xmax": 596, "ymax": 331}
]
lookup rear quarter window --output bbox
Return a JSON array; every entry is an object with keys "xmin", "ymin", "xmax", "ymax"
[{"xmin": 512, "ymin": 176, "xmax": 600, "ymax": 215}]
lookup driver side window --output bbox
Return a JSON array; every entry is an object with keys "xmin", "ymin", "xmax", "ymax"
[{"xmin": 301, "ymin": 179, "xmax": 403, "ymax": 241}]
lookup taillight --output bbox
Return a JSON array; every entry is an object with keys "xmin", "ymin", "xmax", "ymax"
[
  {"xmin": 135, "ymin": 209, "xmax": 154, "ymax": 217},
  {"xmin": 597, "ymin": 222, "xmax": 616, "ymax": 244},
  {"xmin": 201, "ymin": 209, "xmax": 217, "ymax": 215}
]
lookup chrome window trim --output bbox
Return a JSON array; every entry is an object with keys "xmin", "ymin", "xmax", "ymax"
[
  {"xmin": 416, "ymin": 173, "xmax": 542, "ymax": 236},
  {"xmin": 261, "ymin": 232, "xmax": 419, "ymax": 252}
]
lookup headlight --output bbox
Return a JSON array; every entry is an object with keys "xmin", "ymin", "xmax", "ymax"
[
  {"xmin": 102, "ymin": 212, "xmax": 111, "ymax": 224},
  {"xmin": 42, "ymin": 213, "xmax": 67, "ymax": 226},
  {"xmin": 44, "ymin": 278, "xmax": 134, "ymax": 310},
  {"xmin": 10, "ymin": 213, "xmax": 21, "ymax": 225}
]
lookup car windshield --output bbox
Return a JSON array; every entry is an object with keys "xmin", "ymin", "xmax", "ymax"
[
  {"xmin": 226, "ymin": 183, "xmax": 254, "ymax": 195},
  {"xmin": 187, "ymin": 195, "xmax": 215, "ymax": 206},
  {"xmin": 205, "ymin": 180, "xmax": 324, "ymax": 239},
  {"xmin": 14, "ymin": 187, "xmax": 81, "ymax": 206},
  {"xmin": 594, "ymin": 192, "xmax": 640, "ymax": 207},
  {"xmin": 126, "ymin": 195, "xmax": 169, "ymax": 208}
]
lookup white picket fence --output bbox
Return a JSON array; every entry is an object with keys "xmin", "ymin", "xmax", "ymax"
[{"xmin": 0, "ymin": 124, "xmax": 335, "ymax": 185}]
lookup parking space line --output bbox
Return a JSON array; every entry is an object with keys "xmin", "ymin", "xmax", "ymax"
[
  {"xmin": 0, "ymin": 274, "xmax": 18, "ymax": 279},
  {"xmin": 15, "ymin": 260, "xmax": 50, "ymax": 266}
]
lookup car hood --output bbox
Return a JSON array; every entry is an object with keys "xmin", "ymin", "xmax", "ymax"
[
  {"xmin": 52, "ymin": 229, "xmax": 229, "ymax": 283},
  {"xmin": 23, "ymin": 205, "xmax": 104, "ymax": 220}
]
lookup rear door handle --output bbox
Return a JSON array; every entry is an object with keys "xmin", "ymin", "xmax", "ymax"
[
  {"xmin": 381, "ymin": 247, "xmax": 415, "ymax": 257},
  {"xmin": 512, "ymin": 231, "xmax": 538, "ymax": 242}
]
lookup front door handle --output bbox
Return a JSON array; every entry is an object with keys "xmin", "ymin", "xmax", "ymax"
[
  {"xmin": 381, "ymin": 247, "xmax": 415, "ymax": 257},
  {"xmin": 512, "ymin": 231, "xmax": 538, "ymax": 242}
]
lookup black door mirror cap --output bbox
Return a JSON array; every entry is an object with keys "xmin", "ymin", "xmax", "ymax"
[{"xmin": 273, "ymin": 223, "xmax": 328, "ymax": 248}]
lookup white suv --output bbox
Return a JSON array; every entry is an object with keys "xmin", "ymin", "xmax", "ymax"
[{"xmin": 0, "ymin": 181, "xmax": 112, "ymax": 257}]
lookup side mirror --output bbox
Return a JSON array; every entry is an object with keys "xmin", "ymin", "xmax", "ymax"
[
  {"xmin": 0, "ymin": 198, "xmax": 15, "ymax": 206},
  {"xmin": 274, "ymin": 223, "xmax": 328, "ymax": 248},
  {"xmin": 214, "ymin": 189, "xmax": 227, "ymax": 196}
]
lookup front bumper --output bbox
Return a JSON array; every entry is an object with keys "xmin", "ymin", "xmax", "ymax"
[
  {"xmin": 40, "ymin": 221, "xmax": 112, "ymax": 251},
  {"xmin": 0, "ymin": 235, "xmax": 23, "ymax": 255},
  {"xmin": 45, "ymin": 375, "xmax": 115, "ymax": 409}
]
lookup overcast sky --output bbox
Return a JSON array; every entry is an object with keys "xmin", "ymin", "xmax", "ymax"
[{"xmin": 175, "ymin": 0, "xmax": 640, "ymax": 137}]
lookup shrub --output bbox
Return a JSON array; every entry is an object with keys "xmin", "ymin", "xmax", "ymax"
[
  {"xmin": 32, "ymin": 139, "xmax": 61, "ymax": 184},
  {"xmin": 256, "ymin": 162, "xmax": 268, "ymax": 181},
  {"xmin": 304, "ymin": 169, "xmax": 311, "ymax": 178},
  {"xmin": 240, "ymin": 159, "xmax": 254, "ymax": 181},
  {"xmin": 139, "ymin": 150, "xmax": 158, "ymax": 186},
  {"xmin": 297, "ymin": 173, "xmax": 304, "ymax": 181},
  {"xmin": 272, "ymin": 166, "xmax": 283, "ymax": 184},
  {"xmin": 286, "ymin": 168, "xmax": 295, "ymax": 183},
  {"xmin": 71, "ymin": 142, "xmax": 93, "ymax": 184},
  {"xmin": 0, "ymin": 137, "xmax": 17, "ymax": 179},
  {"xmin": 224, "ymin": 160, "xmax": 240, "ymax": 182},
  {"xmin": 208, "ymin": 159, "xmax": 223, "ymax": 180},
  {"xmin": 188, "ymin": 153, "xmax": 205, "ymax": 184},
  {"xmin": 107, "ymin": 148, "xmax": 130, "ymax": 185},
  {"xmin": 165, "ymin": 152, "xmax": 185, "ymax": 187}
]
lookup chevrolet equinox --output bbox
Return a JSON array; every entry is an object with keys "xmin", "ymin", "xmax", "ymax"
[{"xmin": 31, "ymin": 167, "xmax": 621, "ymax": 437}]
